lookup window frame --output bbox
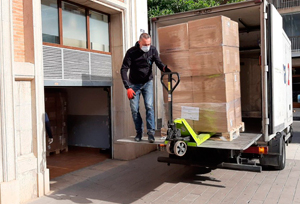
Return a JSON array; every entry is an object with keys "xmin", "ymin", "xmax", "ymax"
[{"xmin": 42, "ymin": 0, "xmax": 111, "ymax": 55}]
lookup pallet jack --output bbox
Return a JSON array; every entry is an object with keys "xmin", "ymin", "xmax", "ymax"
[
  {"xmin": 159, "ymin": 72, "xmax": 263, "ymax": 172},
  {"xmin": 161, "ymin": 72, "xmax": 214, "ymax": 157}
]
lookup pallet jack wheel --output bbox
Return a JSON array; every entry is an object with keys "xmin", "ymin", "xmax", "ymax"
[
  {"xmin": 166, "ymin": 141, "xmax": 174, "ymax": 154},
  {"xmin": 174, "ymin": 141, "xmax": 187, "ymax": 157}
]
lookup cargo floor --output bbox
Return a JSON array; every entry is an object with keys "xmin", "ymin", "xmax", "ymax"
[
  {"xmin": 118, "ymin": 133, "xmax": 262, "ymax": 150},
  {"xmin": 47, "ymin": 146, "xmax": 110, "ymax": 179}
]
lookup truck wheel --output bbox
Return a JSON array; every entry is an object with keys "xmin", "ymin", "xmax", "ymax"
[{"xmin": 274, "ymin": 139, "xmax": 286, "ymax": 170}]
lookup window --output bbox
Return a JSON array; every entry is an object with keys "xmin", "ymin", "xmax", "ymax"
[
  {"xmin": 283, "ymin": 13, "xmax": 300, "ymax": 37},
  {"xmin": 41, "ymin": 0, "xmax": 110, "ymax": 53},
  {"xmin": 282, "ymin": 13, "xmax": 300, "ymax": 52},
  {"xmin": 41, "ymin": 0, "xmax": 59, "ymax": 44},
  {"xmin": 62, "ymin": 2, "xmax": 87, "ymax": 48},
  {"xmin": 90, "ymin": 10, "xmax": 109, "ymax": 52}
]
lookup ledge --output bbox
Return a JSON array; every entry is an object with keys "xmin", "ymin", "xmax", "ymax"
[{"xmin": 14, "ymin": 62, "xmax": 35, "ymax": 80}]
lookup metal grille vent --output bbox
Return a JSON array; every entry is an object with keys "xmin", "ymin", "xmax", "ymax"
[
  {"xmin": 63, "ymin": 49, "xmax": 89, "ymax": 80},
  {"xmin": 43, "ymin": 45, "xmax": 112, "ymax": 83},
  {"xmin": 43, "ymin": 46, "xmax": 63, "ymax": 79},
  {"xmin": 91, "ymin": 53, "xmax": 112, "ymax": 81}
]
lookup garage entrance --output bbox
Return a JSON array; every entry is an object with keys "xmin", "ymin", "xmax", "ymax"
[{"xmin": 45, "ymin": 87, "xmax": 111, "ymax": 179}]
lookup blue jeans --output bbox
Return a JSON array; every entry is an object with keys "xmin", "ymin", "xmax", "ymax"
[{"xmin": 130, "ymin": 80, "xmax": 155, "ymax": 136}]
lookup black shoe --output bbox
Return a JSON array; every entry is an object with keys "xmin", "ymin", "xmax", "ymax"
[
  {"xmin": 148, "ymin": 135, "xmax": 155, "ymax": 143},
  {"xmin": 134, "ymin": 134, "xmax": 142, "ymax": 142}
]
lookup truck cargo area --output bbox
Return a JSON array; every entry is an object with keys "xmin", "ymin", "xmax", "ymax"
[{"xmin": 155, "ymin": 3, "xmax": 263, "ymax": 144}]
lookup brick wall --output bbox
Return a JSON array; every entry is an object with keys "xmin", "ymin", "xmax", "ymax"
[{"xmin": 13, "ymin": 0, "xmax": 25, "ymax": 62}]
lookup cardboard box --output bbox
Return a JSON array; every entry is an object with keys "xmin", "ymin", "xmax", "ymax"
[
  {"xmin": 56, "ymin": 123, "xmax": 67, "ymax": 135},
  {"xmin": 160, "ymin": 51, "xmax": 192, "ymax": 77},
  {"xmin": 47, "ymin": 111, "xmax": 57, "ymax": 121},
  {"xmin": 163, "ymin": 76, "xmax": 193, "ymax": 103},
  {"xmin": 46, "ymin": 134, "xmax": 61, "ymax": 152},
  {"xmin": 234, "ymin": 98, "xmax": 242, "ymax": 127},
  {"xmin": 166, "ymin": 102, "xmax": 235, "ymax": 133},
  {"xmin": 189, "ymin": 46, "xmax": 240, "ymax": 76},
  {"xmin": 45, "ymin": 93, "xmax": 56, "ymax": 108},
  {"xmin": 192, "ymin": 73, "xmax": 235, "ymax": 103},
  {"xmin": 50, "ymin": 125, "xmax": 57, "ymax": 136},
  {"xmin": 240, "ymin": 58, "xmax": 262, "ymax": 114},
  {"xmin": 188, "ymin": 16, "xmax": 239, "ymax": 48},
  {"xmin": 45, "ymin": 91, "xmax": 68, "ymax": 154},
  {"xmin": 193, "ymin": 102, "xmax": 235, "ymax": 133},
  {"xmin": 233, "ymin": 72, "xmax": 241, "ymax": 100},
  {"xmin": 164, "ymin": 103, "xmax": 194, "ymax": 130},
  {"xmin": 61, "ymin": 134, "xmax": 68, "ymax": 150},
  {"xmin": 158, "ymin": 23, "xmax": 189, "ymax": 53}
]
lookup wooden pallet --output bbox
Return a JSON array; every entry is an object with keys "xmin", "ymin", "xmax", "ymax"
[
  {"xmin": 209, "ymin": 122, "xmax": 245, "ymax": 142},
  {"xmin": 159, "ymin": 122, "xmax": 245, "ymax": 142},
  {"xmin": 46, "ymin": 146, "xmax": 68, "ymax": 157}
]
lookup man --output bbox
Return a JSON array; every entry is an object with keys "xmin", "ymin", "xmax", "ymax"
[{"xmin": 121, "ymin": 33, "xmax": 171, "ymax": 143}]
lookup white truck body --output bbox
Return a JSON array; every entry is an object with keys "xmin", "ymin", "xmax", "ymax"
[
  {"xmin": 151, "ymin": 0, "xmax": 293, "ymax": 170},
  {"xmin": 151, "ymin": 0, "xmax": 292, "ymax": 143}
]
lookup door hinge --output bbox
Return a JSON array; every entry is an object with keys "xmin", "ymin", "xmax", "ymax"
[
  {"xmin": 265, "ymin": 118, "xmax": 269, "ymax": 125},
  {"xmin": 264, "ymin": 65, "xmax": 269, "ymax": 72},
  {"xmin": 264, "ymin": 12, "xmax": 268, "ymax": 19}
]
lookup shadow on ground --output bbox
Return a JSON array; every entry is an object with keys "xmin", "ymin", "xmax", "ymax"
[
  {"xmin": 292, "ymin": 121, "xmax": 300, "ymax": 143},
  {"xmin": 38, "ymin": 151, "xmax": 225, "ymax": 204}
]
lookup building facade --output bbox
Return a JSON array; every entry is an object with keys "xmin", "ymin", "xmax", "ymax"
[{"xmin": 0, "ymin": 0, "xmax": 153, "ymax": 203}]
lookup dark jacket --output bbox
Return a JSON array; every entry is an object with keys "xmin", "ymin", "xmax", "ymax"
[
  {"xmin": 45, "ymin": 113, "xmax": 53, "ymax": 138},
  {"xmin": 120, "ymin": 41, "xmax": 165, "ymax": 89}
]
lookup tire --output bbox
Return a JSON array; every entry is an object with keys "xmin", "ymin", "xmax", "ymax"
[
  {"xmin": 274, "ymin": 139, "xmax": 286, "ymax": 170},
  {"xmin": 173, "ymin": 141, "xmax": 187, "ymax": 157},
  {"xmin": 166, "ymin": 141, "xmax": 174, "ymax": 155}
]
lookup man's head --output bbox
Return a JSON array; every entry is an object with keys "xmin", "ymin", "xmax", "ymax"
[{"xmin": 139, "ymin": 33, "xmax": 151, "ymax": 52}]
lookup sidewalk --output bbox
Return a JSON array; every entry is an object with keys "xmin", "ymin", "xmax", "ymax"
[
  {"xmin": 28, "ymin": 151, "xmax": 300, "ymax": 204},
  {"xmin": 28, "ymin": 124, "xmax": 300, "ymax": 204}
]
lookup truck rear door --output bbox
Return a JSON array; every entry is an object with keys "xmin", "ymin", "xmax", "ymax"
[
  {"xmin": 283, "ymin": 33, "xmax": 293, "ymax": 126},
  {"xmin": 268, "ymin": 3, "xmax": 290, "ymax": 134}
]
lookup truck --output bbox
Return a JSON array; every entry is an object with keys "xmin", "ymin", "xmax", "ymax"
[{"xmin": 150, "ymin": 0, "xmax": 293, "ymax": 171}]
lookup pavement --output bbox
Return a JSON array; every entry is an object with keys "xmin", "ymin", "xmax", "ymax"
[{"xmin": 28, "ymin": 122, "xmax": 300, "ymax": 204}]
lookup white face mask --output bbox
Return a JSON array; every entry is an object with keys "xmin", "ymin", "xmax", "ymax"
[{"xmin": 141, "ymin": 45, "xmax": 150, "ymax": 52}]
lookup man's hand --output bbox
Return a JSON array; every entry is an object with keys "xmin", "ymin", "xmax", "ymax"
[
  {"xmin": 127, "ymin": 88, "xmax": 136, "ymax": 99},
  {"xmin": 48, "ymin": 138, "xmax": 53, "ymax": 144},
  {"xmin": 163, "ymin": 66, "xmax": 171, "ymax": 72}
]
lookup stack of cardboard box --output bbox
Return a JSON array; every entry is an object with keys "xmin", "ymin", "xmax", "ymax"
[
  {"xmin": 45, "ymin": 91, "xmax": 68, "ymax": 155},
  {"xmin": 159, "ymin": 16, "xmax": 242, "ymax": 140}
]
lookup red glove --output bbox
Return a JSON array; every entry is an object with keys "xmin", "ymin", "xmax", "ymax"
[{"xmin": 127, "ymin": 88, "xmax": 136, "ymax": 99}]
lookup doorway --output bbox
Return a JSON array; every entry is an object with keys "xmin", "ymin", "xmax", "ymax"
[{"xmin": 45, "ymin": 87, "xmax": 112, "ymax": 179}]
